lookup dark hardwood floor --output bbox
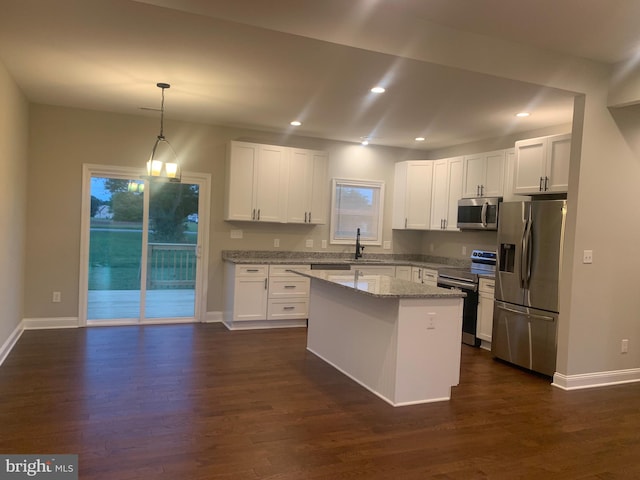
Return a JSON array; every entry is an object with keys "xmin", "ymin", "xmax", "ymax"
[{"xmin": 1, "ymin": 323, "xmax": 640, "ymax": 479}]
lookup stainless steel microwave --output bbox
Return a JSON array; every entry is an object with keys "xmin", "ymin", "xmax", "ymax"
[{"xmin": 457, "ymin": 197, "xmax": 502, "ymax": 230}]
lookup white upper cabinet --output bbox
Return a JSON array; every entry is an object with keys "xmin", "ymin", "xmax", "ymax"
[
  {"xmin": 462, "ymin": 150, "xmax": 505, "ymax": 198},
  {"xmin": 393, "ymin": 161, "xmax": 434, "ymax": 230},
  {"xmin": 514, "ymin": 133, "xmax": 571, "ymax": 195},
  {"xmin": 430, "ymin": 156, "xmax": 463, "ymax": 231},
  {"xmin": 225, "ymin": 141, "xmax": 328, "ymax": 223},
  {"xmin": 286, "ymin": 149, "xmax": 328, "ymax": 224}
]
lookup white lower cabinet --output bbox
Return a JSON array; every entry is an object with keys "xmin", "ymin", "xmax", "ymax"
[
  {"xmin": 395, "ymin": 266, "xmax": 412, "ymax": 281},
  {"xmin": 224, "ymin": 263, "xmax": 310, "ymax": 329},
  {"xmin": 267, "ymin": 265, "xmax": 310, "ymax": 320},
  {"xmin": 477, "ymin": 277, "xmax": 495, "ymax": 350},
  {"xmin": 412, "ymin": 267, "xmax": 438, "ymax": 287}
]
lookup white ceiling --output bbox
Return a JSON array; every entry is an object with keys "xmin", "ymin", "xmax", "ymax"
[{"xmin": 0, "ymin": 0, "xmax": 638, "ymax": 150}]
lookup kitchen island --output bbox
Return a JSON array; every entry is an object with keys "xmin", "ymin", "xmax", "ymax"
[{"xmin": 293, "ymin": 270, "xmax": 465, "ymax": 406}]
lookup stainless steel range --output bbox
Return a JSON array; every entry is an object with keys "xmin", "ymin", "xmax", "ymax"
[{"xmin": 437, "ymin": 250, "xmax": 496, "ymax": 346}]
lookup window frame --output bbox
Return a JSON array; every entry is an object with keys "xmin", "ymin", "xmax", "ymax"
[{"xmin": 329, "ymin": 178, "xmax": 385, "ymax": 246}]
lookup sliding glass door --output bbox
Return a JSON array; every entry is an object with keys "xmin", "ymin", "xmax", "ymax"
[{"xmin": 80, "ymin": 165, "xmax": 209, "ymax": 325}]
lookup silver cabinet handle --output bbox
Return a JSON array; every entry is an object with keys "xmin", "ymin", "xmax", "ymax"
[
  {"xmin": 539, "ymin": 177, "xmax": 544, "ymax": 191},
  {"xmin": 284, "ymin": 285, "xmax": 296, "ymax": 289},
  {"xmin": 247, "ymin": 269, "xmax": 259, "ymax": 272},
  {"xmin": 264, "ymin": 278, "xmax": 268, "ymax": 289},
  {"xmin": 544, "ymin": 176, "xmax": 549, "ymax": 191},
  {"xmin": 405, "ymin": 218, "xmax": 408, "ymax": 229},
  {"xmin": 304, "ymin": 212, "xmax": 307, "ymax": 223},
  {"xmin": 283, "ymin": 306, "xmax": 295, "ymax": 310},
  {"xmin": 257, "ymin": 209, "xmax": 261, "ymax": 220},
  {"xmin": 308, "ymin": 212, "xmax": 311, "ymax": 223},
  {"xmin": 252, "ymin": 208, "xmax": 256, "ymax": 220}
]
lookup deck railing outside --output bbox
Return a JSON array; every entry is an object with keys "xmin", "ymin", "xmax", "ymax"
[{"xmin": 147, "ymin": 243, "xmax": 197, "ymax": 289}]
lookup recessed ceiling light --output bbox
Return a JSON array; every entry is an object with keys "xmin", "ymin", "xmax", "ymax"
[
  {"xmin": 415, "ymin": 137, "xmax": 426, "ymax": 142},
  {"xmin": 290, "ymin": 120, "xmax": 302, "ymax": 126},
  {"xmin": 361, "ymin": 139, "xmax": 370, "ymax": 146},
  {"xmin": 515, "ymin": 112, "xmax": 530, "ymax": 118},
  {"xmin": 370, "ymin": 86, "xmax": 385, "ymax": 94}
]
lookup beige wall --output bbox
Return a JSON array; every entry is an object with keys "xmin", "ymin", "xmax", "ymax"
[
  {"xmin": 24, "ymin": 104, "xmax": 436, "ymax": 317},
  {"xmin": 0, "ymin": 60, "xmax": 28, "ymax": 350}
]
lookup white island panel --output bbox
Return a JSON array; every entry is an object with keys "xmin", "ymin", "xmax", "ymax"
[{"xmin": 306, "ymin": 275, "xmax": 464, "ymax": 406}]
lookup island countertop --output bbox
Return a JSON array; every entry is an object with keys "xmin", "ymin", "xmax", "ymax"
[{"xmin": 291, "ymin": 269, "xmax": 466, "ymax": 299}]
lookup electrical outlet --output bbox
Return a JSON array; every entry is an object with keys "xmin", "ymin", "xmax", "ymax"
[
  {"xmin": 622, "ymin": 339, "xmax": 629, "ymax": 353},
  {"xmin": 274, "ymin": 238, "xmax": 280, "ymax": 248},
  {"xmin": 462, "ymin": 246, "xmax": 467, "ymax": 256},
  {"xmin": 230, "ymin": 229, "xmax": 243, "ymax": 239},
  {"xmin": 321, "ymin": 240, "xmax": 327, "ymax": 249},
  {"xmin": 52, "ymin": 291, "xmax": 61, "ymax": 303},
  {"xmin": 305, "ymin": 239, "xmax": 313, "ymax": 248},
  {"xmin": 430, "ymin": 243, "xmax": 434, "ymax": 253},
  {"xmin": 583, "ymin": 250, "xmax": 593, "ymax": 264},
  {"xmin": 427, "ymin": 313, "xmax": 436, "ymax": 330},
  {"xmin": 383, "ymin": 241, "xmax": 391, "ymax": 250}
]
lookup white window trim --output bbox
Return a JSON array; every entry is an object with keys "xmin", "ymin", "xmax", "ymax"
[{"xmin": 329, "ymin": 178, "xmax": 385, "ymax": 246}]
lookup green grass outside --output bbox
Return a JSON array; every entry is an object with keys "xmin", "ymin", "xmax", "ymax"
[{"xmin": 89, "ymin": 221, "xmax": 197, "ymax": 290}]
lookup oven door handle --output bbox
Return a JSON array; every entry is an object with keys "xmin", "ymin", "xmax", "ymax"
[{"xmin": 437, "ymin": 278, "xmax": 478, "ymax": 292}]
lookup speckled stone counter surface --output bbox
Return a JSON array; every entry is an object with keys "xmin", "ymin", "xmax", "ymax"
[
  {"xmin": 290, "ymin": 270, "xmax": 466, "ymax": 299},
  {"xmin": 221, "ymin": 250, "xmax": 470, "ymax": 270}
]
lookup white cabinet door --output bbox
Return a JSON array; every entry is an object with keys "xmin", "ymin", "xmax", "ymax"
[
  {"xmin": 514, "ymin": 137, "xmax": 547, "ymax": 195},
  {"xmin": 233, "ymin": 275, "xmax": 268, "ymax": 321},
  {"xmin": 514, "ymin": 133, "xmax": 571, "ymax": 195},
  {"xmin": 462, "ymin": 151, "xmax": 505, "ymax": 198},
  {"xmin": 445, "ymin": 157, "xmax": 463, "ymax": 231},
  {"xmin": 286, "ymin": 149, "xmax": 328, "ymax": 224},
  {"xmin": 309, "ymin": 151, "xmax": 328, "ymax": 224},
  {"xmin": 352, "ymin": 265, "xmax": 396, "ymax": 276},
  {"xmin": 477, "ymin": 278, "xmax": 495, "ymax": 344},
  {"xmin": 393, "ymin": 161, "xmax": 433, "ymax": 230},
  {"xmin": 430, "ymin": 159, "xmax": 449, "ymax": 230},
  {"xmin": 254, "ymin": 144, "xmax": 287, "ymax": 222},
  {"xmin": 462, "ymin": 153, "xmax": 486, "ymax": 197},
  {"xmin": 483, "ymin": 151, "xmax": 505, "ymax": 197},
  {"xmin": 286, "ymin": 148, "xmax": 312, "ymax": 224},
  {"xmin": 546, "ymin": 134, "xmax": 571, "ymax": 193},
  {"xmin": 225, "ymin": 142, "xmax": 257, "ymax": 221},
  {"xmin": 430, "ymin": 156, "xmax": 463, "ymax": 230}
]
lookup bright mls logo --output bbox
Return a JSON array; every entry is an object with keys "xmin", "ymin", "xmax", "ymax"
[{"xmin": 0, "ymin": 455, "xmax": 78, "ymax": 479}]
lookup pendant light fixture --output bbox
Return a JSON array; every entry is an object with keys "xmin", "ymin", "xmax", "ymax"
[{"xmin": 145, "ymin": 82, "xmax": 181, "ymax": 182}]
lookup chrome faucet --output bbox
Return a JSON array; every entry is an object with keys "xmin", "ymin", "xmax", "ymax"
[{"xmin": 355, "ymin": 228, "xmax": 364, "ymax": 259}]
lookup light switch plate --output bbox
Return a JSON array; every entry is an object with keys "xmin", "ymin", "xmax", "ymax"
[
  {"xmin": 274, "ymin": 238, "xmax": 280, "ymax": 247},
  {"xmin": 305, "ymin": 239, "xmax": 313, "ymax": 248},
  {"xmin": 230, "ymin": 229, "xmax": 243, "ymax": 239},
  {"xmin": 321, "ymin": 240, "xmax": 327, "ymax": 249},
  {"xmin": 383, "ymin": 241, "xmax": 391, "ymax": 250}
]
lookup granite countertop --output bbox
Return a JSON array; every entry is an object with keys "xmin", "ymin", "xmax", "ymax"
[
  {"xmin": 221, "ymin": 250, "xmax": 462, "ymax": 271},
  {"xmin": 291, "ymin": 269, "xmax": 467, "ymax": 299}
]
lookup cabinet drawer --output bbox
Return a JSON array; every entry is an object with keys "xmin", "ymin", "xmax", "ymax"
[
  {"xmin": 269, "ymin": 264, "xmax": 310, "ymax": 276},
  {"xmin": 267, "ymin": 299, "xmax": 309, "ymax": 320},
  {"xmin": 423, "ymin": 269, "xmax": 438, "ymax": 283},
  {"xmin": 235, "ymin": 264, "xmax": 268, "ymax": 276},
  {"xmin": 479, "ymin": 278, "xmax": 495, "ymax": 294},
  {"xmin": 268, "ymin": 277, "xmax": 310, "ymax": 298}
]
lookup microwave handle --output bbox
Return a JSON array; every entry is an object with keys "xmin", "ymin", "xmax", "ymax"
[{"xmin": 481, "ymin": 201, "xmax": 488, "ymax": 228}]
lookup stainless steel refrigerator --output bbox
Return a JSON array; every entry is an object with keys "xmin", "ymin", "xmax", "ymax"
[{"xmin": 492, "ymin": 199, "xmax": 566, "ymax": 376}]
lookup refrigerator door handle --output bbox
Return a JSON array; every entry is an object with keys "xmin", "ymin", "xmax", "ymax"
[
  {"xmin": 519, "ymin": 221, "xmax": 528, "ymax": 289},
  {"xmin": 523, "ymin": 218, "xmax": 533, "ymax": 289}
]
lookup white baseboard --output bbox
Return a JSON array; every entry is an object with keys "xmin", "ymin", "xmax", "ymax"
[
  {"xmin": 0, "ymin": 321, "xmax": 24, "ymax": 366},
  {"xmin": 23, "ymin": 317, "xmax": 79, "ymax": 330},
  {"xmin": 223, "ymin": 319, "xmax": 307, "ymax": 330},
  {"xmin": 204, "ymin": 311, "xmax": 223, "ymax": 323},
  {"xmin": 552, "ymin": 368, "xmax": 640, "ymax": 390}
]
